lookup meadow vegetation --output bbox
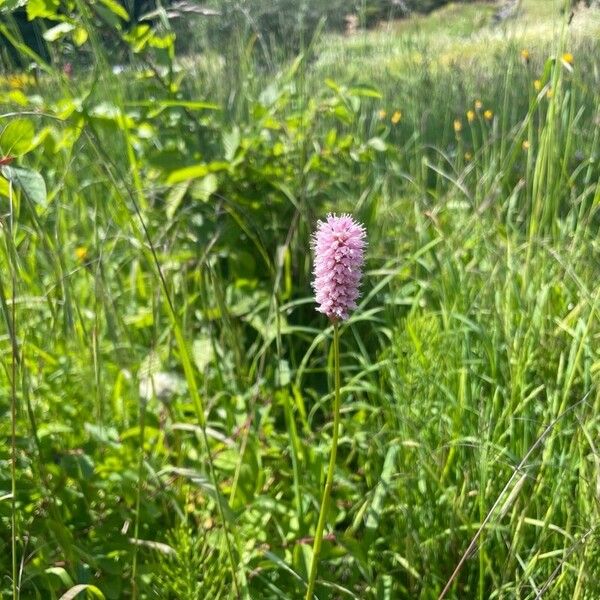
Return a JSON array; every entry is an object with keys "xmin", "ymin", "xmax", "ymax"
[{"xmin": 1, "ymin": 0, "xmax": 599, "ymax": 598}]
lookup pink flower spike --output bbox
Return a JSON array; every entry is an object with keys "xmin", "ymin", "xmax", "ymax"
[{"xmin": 312, "ymin": 213, "xmax": 367, "ymax": 321}]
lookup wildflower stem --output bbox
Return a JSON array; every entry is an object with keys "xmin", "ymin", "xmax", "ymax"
[
  {"xmin": 9, "ymin": 179, "xmax": 18, "ymax": 600},
  {"xmin": 305, "ymin": 321, "xmax": 341, "ymax": 600}
]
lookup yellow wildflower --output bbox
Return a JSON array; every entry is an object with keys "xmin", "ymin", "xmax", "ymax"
[
  {"xmin": 474, "ymin": 99, "xmax": 483, "ymax": 111},
  {"xmin": 522, "ymin": 140, "xmax": 530, "ymax": 151},
  {"xmin": 484, "ymin": 109, "xmax": 493, "ymax": 121},
  {"xmin": 464, "ymin": 152, "xmax": 472, "ymax": 161},
  {"xmin": 561, "ymin": 52, "xmax": 574, "ymax": 65},
  {"xmin": 7, "ymin": 73, "xmax": 35, "ymax": 90},
  {"xmin": 534, "ymin": 79, "xmax": 542, "ymax": 92},
  {"xmin": 546, "ymin": 88, "xmax": 553, "ymax": 99},
  {"xmin": 391, "ymin": 110, "xmax": 402, "ymax": 124},
  {"xmin": 520, "ymin": 49, "xmax": 530, "ymax": 63},
  {"xmin": 8, "ymin": 75, "xmax": 22, "ymax": 90},
  {"xmin": 466, "ymin": 110, "xmax": 475, "ymax": 123},
  {"xmin": 378, "ymin": 109, "xmax": 387, "ymax": 119},
  {"xmin": 75, "ymin": 247, "xmax": 88, "ymax": 262},
  {"xmin": 454, "ymin": 119, "xmax": 462, "ymax": 133}
]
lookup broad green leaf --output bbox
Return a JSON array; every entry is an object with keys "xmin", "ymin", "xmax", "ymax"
[
  {"xmin": 324, "ymin": 79, "xmax": 342, "ymax": 93},
  {"xmin": 0, "ymin": 166, "xmax": 46, "ymax": 205},
  {"xmin": 59, "ymin": 585, "xmax": 105, "ymax": 600},
  {"xmin": 26, "ymin": 0, "xmax": 59, "ymax": 19},
  {"xmin": 3, "ymin": 90, "xmax": 29, "ymax": 106},
  {"xmin": 93, "ymin": 3, "xmax": 122, "ymax": 28},
  {"xmin": 166, "ymin": 161, "xmax": 228, "ymax": 185},
  {"xmin": 45, "ymin": 567, "xmax": 74, "ymax": 588},
  {"xmin": 349, "ymin": 86, "xmax": 382, "ymax": 98},
  {"xmin": 166, "ymin": 181, "xmax": 189, "ymax": 220},
  {"xmin": 0, "ymin": 118, "xmax": 35, "ymax": 155},
  {"xmin": 37, "ymin": 423, "xmax": 73, "ymax": 438},
  {"xmin": 190, "ymin": 174, "xmax": 218, "ymax": 202},
  {"xmin": 99, "ymin": 0, "xmax": 129, "ymax": 21}
]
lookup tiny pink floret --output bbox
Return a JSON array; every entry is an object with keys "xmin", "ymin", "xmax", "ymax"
[{"xmin": 312, "ymin": 213, "xmax": 366, "ymax": 321}]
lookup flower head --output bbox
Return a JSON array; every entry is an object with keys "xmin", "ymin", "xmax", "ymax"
[
  {"xmin": 484, "ymin": 109, "xmax": 493, "ymax": 121},
  {"xmin": 466, "ymin": 110, "xmax": 475, "ymax": 123},
  {"xmin": 520, "ymin": 48, "xmax": 530, "ymax": 63},
  {"xmin": 534, "ymin": 79, "xmax": 542, "ymax": 92},
  {"xmin": 453, "ymin": 119, "xmax": 462, "ymax": 133},
  {"xmin": 312, "ymin": 214, "xmax": 366, "ymax": 321},
  {"xmin": 391, "ymin": 110, "xmax": 402, "ymax": 124},
  {"xmin": 562, "ymin": 52, "xmax": 574, "ymax": 66},
  {"xmin": 75, "ymin": 246, "xmax": 88, "ymax": 262},
  {"xmin": 474, "ymin": 99, "xmax": 483, "ymax": 111},
  {"xmin": 378, "ymin": 109, "xmax": 387, "ymax": 119}
]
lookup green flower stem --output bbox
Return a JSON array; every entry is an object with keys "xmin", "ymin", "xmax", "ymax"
[
  {"xmin": 9, "ymin": 180, "xmax": 18, "ymax": 600},
  {"xmin": 305, "ymin": 322, "xmax": 341, "ymax": 600}
]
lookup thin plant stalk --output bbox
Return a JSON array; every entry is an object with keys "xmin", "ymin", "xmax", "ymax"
[
  {"xmin": 305, "ymin": 321, "xmax": 341, "ymax": 600},
  {"xmin": 9, "ymin": 179, "xmax": 18, "ymax": 600},
  {"xmin": 131, "ymin": 396, "xmax": 146, "ymax": 598}
]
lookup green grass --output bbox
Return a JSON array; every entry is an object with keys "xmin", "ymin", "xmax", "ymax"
[{"xmin": 1, "ymin": 1, "xmax": 600, "ymax": 598}]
